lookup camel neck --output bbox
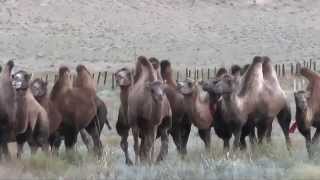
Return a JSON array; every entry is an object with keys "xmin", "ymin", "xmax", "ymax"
[
  {"xmin": 120, "ymin": 86, "xmax": 130, "ymax": 108},
  {"xmin": 36, "ymin": 94, "xmax": 50, "ymax": 109},
  {"xmin": 163, "ymin": 74, "xmax": 177, "ymax": 88}
]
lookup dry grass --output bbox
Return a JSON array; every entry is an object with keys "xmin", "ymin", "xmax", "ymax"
[{"xmin": 0, "ymin": 84, "xmax": 319, "ymax": 179}]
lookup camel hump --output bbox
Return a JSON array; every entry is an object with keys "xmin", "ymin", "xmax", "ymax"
[
  {"xmin": 59, "ymin": 66, "xmax": 70, "ymax": 76},
  {"xmin": 137, "ymin": 56, "xmax": 150, "ymax": 67},
  {"xmin": 149, "ymin": 57, "xmax": 160, "ymax": 70},
  {"xmin": 301, "ymin": 68, "xmax": 320, "ymax": 82},
  {"xmin": 51, "ymin": 66, "xmax": 72, "ymax": 100},
  {"xmin": 1, "ymin": 60, "xmax": 15, "ymax": 77},
  {"xmin": 239, "ymin": 56, "xmax": 264, "ymax": 95},
  {"xmin": 231, "ymin": 65, "xmax": 241, "ymax": 76},
  {"xmin": 252, "ymin": 56, "xmax": 263, "ymax": 64},
  {"xmin": 216, "ymin": 67, "xmax": 227, "ymax": 77},
  {"xmin": 75, "ymin": 64, "xmax": 96, "ymax": 90},
  {"xmin": 135, "ymin": 56, "xmax": 157, "ymax": 82},
  {"xmin": 160, "ymin": 60, "xmax": 170, "ymax": 77}
]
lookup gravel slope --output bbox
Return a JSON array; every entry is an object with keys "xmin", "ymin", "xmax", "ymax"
[{"xmin": 1, "ymin": 0, "xmax": 320, "ymax": 72}]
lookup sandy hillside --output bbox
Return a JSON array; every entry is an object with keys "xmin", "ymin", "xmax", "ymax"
[{"xmin": 1, "ymin": 0, "xmax": 320, "ymax": 72}]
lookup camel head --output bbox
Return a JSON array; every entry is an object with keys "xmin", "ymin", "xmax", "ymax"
[
  {"xmin": 177, "ymin": 78, "xmax": 195, "ymax": 96},
  {"xmin": 12, "ymin": 70, "xmax": 32, "ymax": 94},
  {"xmin": 294, "ymin": 91, "xmax": 309, "ymax": 112},
  {"xmin": 115, "ymin": 68, "xmax": 132, "ymax": 88},
  {"xmin": 145, "ymin": 80, "xmax": 165, "ymax": 102},
  {"xmin": 202, "ymin": 74, "xmax": 238, "ymax": 96},
  {"xmin": 30, "ymin": 78, "xmax": 48, "ymax": 98},
  {"xmin": 216, "ymin": 67, "xmax": 227, "ymax": 78}
]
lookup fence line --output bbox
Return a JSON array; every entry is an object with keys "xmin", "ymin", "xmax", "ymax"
[{"xmin": 33, "ymin": 59, "xmax": 318, "ymax": 90}]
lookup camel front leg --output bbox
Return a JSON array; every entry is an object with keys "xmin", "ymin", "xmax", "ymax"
[
  {"xmin": 157, "ymin": 127, "xmax": 169, "ymax": 162},
  {"xmin": 233, "ymin": 124, "xmax": 243, "ymax": 152},
  {"xmin": 302, "ymin": 129, "xmax": 312, "ymax": 159},
  {"xmin": 132, "ymin": 125, "xmax": 140, "ymax": 165}
]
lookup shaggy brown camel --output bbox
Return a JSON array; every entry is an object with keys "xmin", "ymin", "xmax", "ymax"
[
  {"xmin": 31, "ymin": 79, "xmax": 111, "ymax": 153},
  {"xmin": 50, "ymin": 65, "xmax": 101, "ymax": 156},
  {"xmin": 160, "ymin": 60, "xmax": 191, "ymax": 155},
  {"xmin": 11, "ymin": 70, "xmax": 49, "ymax": 158},
  {"xmin": 128, "ymin": 56, "xmax": 172, "ymax": 164},
  {"xmin": 177, "ymin": 78, "xmax": 214, "ymax": 150},
  {"xmin": 202, "ymin": 56, "xmax": 292, "ymax": 151},
  {"xmin": 115, "ymin": 67, "xmax": 134, "ymax": 165},
  {"xmin": 293, "ymin": 68, "xmax": 320, "ymax": 158},
  {"xmin": 0, "ymin": 61, "xmax": 16, "ymax": 159}
]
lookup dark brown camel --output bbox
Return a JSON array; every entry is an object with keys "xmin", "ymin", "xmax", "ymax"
[
  {"xmin": 177, "ymin": 78, "xmax": 215, "ymax": 150},
  {"xmin": 50, "ymin": 65, "xmax": 102, "ymax": 156},
  {"xmin": 115, "ymin": 67, "xmax": 134, "ymax": 165},
  {"xmin": 30, "ymin": 79, "xmax": 111, "ymax": 153},
  {"xmin": 293, "ymin": 68, "xmax": 320, "ymax": 158},
  {"xmin": 202, "ymin": 56, "xmax": 292, "ymax": 151},
  {"xmin": 30, "ymin": 78, "xmax": 63, "ymax": 153},
  {"xmin": 159, "ymin": 60, "xmax": 191, "ymax": 155},
  {"xmin": 11, "ymin": 70, "xmax": 49, "ymax": 158},
  {"xmin": 128, "ymin": 56, "xmax": 172, "ymax": 164},
  {"xmin": 0, "ymin": 61, "xmax": 16, "ymax": 159}
]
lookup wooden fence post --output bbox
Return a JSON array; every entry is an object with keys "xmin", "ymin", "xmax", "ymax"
[
  {"xmin": 314, "ymin": 61, "xmax": 317, "ymax": 71},
  {"xmin": 97, "ymin": 72, "xmax": 101, "ymax": 85},
  {"xmin": 309, "ymin": 59, "xmax": 312, "ymax": 69},
  {"xmin": 185, "ymin": 68, "xmax": 188, "ymax": 79},
  {"xmin": 111, "ymin": 73, "xmax": 115, "ymax": 89},
  {"xmin": 54, "ymin": 74, "xmax": 58, "ymax": 83},
  {"xmin": 201, "ymin": 69, "xmax": 204, "ymax": 80},
  {"xmin": 290, "ymin": 63, "xmax": 294, "ymax": 75},
  {"xmin": 296, "ymin": 63, "xmax": 301, "ymax": 75},
  {"xmin": 196, "ymin": 69, "xmax": 199, "ymax": 80},
  {"xmin": 282, "ymin": 64, "xmax": 285, "ymax": 77},
  {"xmin": 104, "ymin": 71, "xmax": 108, "ymax": 85},
  {"xmin": 45, "ymin": 74, "xmax": 48, "ymax": 82},
  {"xmin": 176, "ymin": 71, "xmax": 180, "ymax": 81},
  {"xmin": 207, "ymin": 68, "xmax": 210, "ymax": 80}
]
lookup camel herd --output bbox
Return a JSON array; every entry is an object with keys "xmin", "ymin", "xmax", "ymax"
[{"xmin": 0, "ymin": 56, "xmax": 319, "ymax": 164}]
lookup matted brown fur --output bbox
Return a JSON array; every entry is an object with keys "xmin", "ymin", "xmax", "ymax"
[
  {"xmin": 128, "ymin": 56, "xmax": 172, "ymax": 164},
  {"xmin": 203, "ymin": 56, "xmax": 291, "ymax": 151},
  {"xmin": 160, "ymin": 60, "xmax": 191, "ymax": 155},
  {"xmin": 12, "ymin": 71, "xmax": 49, "ymax": 158},
  {"xmin": 115, "ymin": 67, "xmax": 134, "ymax": 165},
  {"xmin": 293, "ymin": 68, "xmax": 320, "ymax": 158},
  {"xmin": 178, "ymin": 79, "xmax": 214, "ymax": 150},
  {"xmin": 0, "ymin": 60, "xmax": 16, "ymax": 159},
  {"xmin": 50, "ymin": 65, "xmax": 99, "ymax": 155}
]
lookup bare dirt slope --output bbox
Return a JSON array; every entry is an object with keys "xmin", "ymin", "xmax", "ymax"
[{"xmin": 1, "ymin": 0, "xmax": 320, "ymax": 72}]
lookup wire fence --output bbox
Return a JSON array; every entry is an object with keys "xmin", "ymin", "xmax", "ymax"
[{"xmin": 33, "ymin": 59, "xmax": 318, "ymax": 91}]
